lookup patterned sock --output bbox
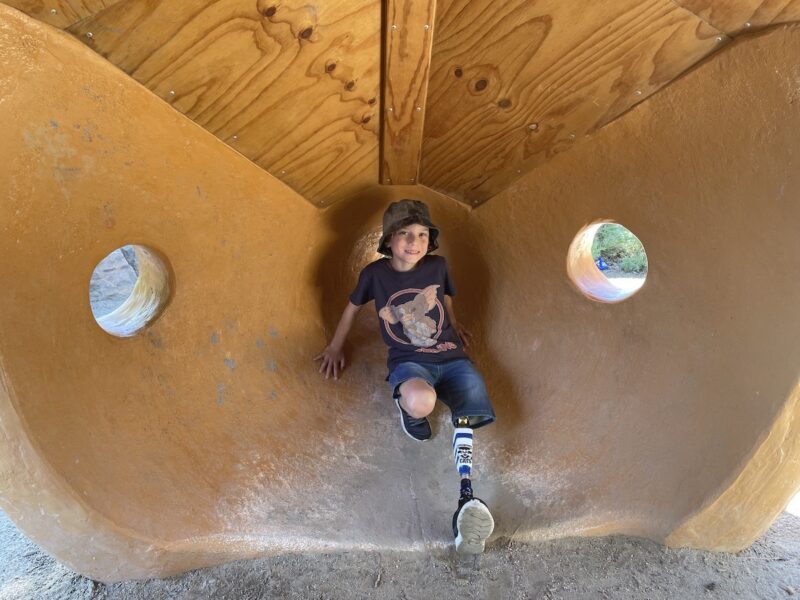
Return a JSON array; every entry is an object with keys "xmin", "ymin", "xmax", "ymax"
[{"xmin": 453, "ymin": 427, "xmax": 473, "ymax": 479}]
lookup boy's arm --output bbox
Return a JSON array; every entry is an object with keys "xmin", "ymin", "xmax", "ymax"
[
  {"xmin": 313, "ymin": 301, "xmax": 362, "ymax": 379},
  {"xmin": 444, "ymin": 295, "xmax": 472, "ymax": 348}
]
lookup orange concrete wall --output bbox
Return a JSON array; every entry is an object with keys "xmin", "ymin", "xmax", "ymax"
[
  {"xmin": 469, "ymin": 24, "xmax": 800, "ymax": 541},
  {"xmin": 1, "ymin": 6, "xmax": 799, "ymax": 581}
]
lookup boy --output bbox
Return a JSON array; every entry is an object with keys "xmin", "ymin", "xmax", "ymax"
[{"xmin": 314, "ymin": 199, "xmax": 496, "ymax": 554}]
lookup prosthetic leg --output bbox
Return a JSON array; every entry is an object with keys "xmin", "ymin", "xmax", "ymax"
[{"xmin": 451, "ymin": 417, "xmax": 494, "ymax": 554}]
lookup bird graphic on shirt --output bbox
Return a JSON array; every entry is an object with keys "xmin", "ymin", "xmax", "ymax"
[{"xmin": 379, "ymin": 285, "xmax": 439, "ymax": 347}]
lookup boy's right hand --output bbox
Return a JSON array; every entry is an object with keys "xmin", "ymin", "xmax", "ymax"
[{"xmin": 313, "ymin": 346, "xmax": 346, "ymax": 380}]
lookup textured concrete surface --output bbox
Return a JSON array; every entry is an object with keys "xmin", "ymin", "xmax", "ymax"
[
  {"xmin": 1, "ymin": 6, "xmax": 799, "ymax": 582},
  {"xmin": 1, "ymin": 508, "xmax": 799, "ymax": 599}
]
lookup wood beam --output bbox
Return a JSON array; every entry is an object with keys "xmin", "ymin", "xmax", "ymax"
[{"xmin": 381, "ymin": 0, "xmax": 436, "ymax": 185}]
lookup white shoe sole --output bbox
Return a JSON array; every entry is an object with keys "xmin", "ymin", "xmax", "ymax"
[{"xmin": 455, "ymin": 499, "xmax": 494, "ymax": 554}]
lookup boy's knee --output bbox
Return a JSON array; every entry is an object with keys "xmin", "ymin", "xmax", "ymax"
[{"xmin": 399, "ymin": 380, "xmax": 436, "ymax": 418}]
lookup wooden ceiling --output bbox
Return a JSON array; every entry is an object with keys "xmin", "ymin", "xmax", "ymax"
[{"xmin": 4, "ymin": 0, "xmax": 799, "ymax": 206}]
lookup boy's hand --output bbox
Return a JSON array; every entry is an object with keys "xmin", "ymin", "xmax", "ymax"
[
  {"xmin": 455, "ymin": 324, "xmax": 473, "ymax": 349},
  {"xmin": 313, "ymin": 346, "xmax": 346, "ymax": 380}
]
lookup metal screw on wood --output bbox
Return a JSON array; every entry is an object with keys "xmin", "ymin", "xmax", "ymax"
[
  {"xmin": 715, "ymin": 36, "xmax": 723, "ymax": 42},
  {"xmin": 744, "ymin": 22, "xmax": 752, "ymax": 28},
  {"xmin": 569, "ymin": 133, "xmax": 576, "ymax": 140},
  {"xmin": 387, "ymin": 107, "xmax": 393, "ymax": 112},
  {"xmin": 86, "ymin": 32, "xmax": 93, "ymax": 38},
  {"xmin": 50, "ymin": 8, "xmax": 57, "ymax": 15},
  {"xmin": 424, "ymin": 24, "xmax": 430, "ymax": 30},
  {"xmin": 410, "ymin": 178, "xmax": 415, "ymax": 183},
  {"xmin": 415, "ymin": 106, "xmax": 422, "ymax": 111},
  {"xmin": 232, "ymin": 135, "xmax": 238, "ymax": 141},
  {"xmin": 281, "ymin": 170, "xmax": 286, "ymax": 174},
  {"xmin": 386, "ymin": 178, "xmax": 392, "ymax": 183},
  {"xmin": 391, "ymin": 24, "xmax": 397, "ymax": 30},
  {"xmin": 169, "ymin": 90, "xmax": 176, "ymax": 96},
  {"xmin": 528, "ymin": 123, "xmax": 539, "ymax": 131},
  {"xmin": 634, "ymin": 90, "xmax": 642, "ymax": 96}
]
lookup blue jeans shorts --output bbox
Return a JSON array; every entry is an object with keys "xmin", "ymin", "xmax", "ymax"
[{"xmin": 387, "ymin": 359, "xmax": 496, "ymax": 429}]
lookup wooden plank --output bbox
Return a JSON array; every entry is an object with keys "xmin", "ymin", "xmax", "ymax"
[
  {"xmin": 69, "ymin": 0, "xmax": 381, "ymax": 206},
  {"xmin": 420, "ymin": 0, "xmax": 726, "ymax": 205},
  {"xmin": 1, "ymin": 0, "xmax": 119, "ymax": 29},
  {"xmin": 381, "ymin": 0, "xmax": 436, "ymax": 185},
  {"xmin": 673, "ymin": 0, "xmax": 800, "ymax": 34}
]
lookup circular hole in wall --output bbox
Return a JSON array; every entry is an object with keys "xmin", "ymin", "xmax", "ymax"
[
  {"xmin": 89, "ymin": 245, "xmax": 171, "ymax": 337},
  {"xmin": 567, "ymin": 222, "xmax": 648, "ymax": 303}
]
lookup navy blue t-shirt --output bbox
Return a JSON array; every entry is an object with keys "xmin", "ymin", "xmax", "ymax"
[{"xmin": 349, "ymin": 255, "xmax": 469, "ymax": 373}]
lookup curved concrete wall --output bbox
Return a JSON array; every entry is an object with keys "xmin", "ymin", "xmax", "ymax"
[{"xmin": 1, "ymin": 7, "xmax": 799, "ymax": 581}]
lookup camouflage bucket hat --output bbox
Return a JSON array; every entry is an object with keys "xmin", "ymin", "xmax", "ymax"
[{"xmin": 377, "ymin": 199, "xmax": 440, "ymax": 257}]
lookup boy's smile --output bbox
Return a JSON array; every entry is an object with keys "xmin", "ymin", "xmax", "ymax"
[{"xmin": 389, "ymin": 223, "xmax": 430, "ymax": 272}]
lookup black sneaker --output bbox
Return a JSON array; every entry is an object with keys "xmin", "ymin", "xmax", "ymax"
[
  {"xmin": 452, "ymin": 496, "xmax": 494, "ymax": 554},
  {"xmin": 394, "ymin": 396, "xmax": 431, "ymax": 441}
]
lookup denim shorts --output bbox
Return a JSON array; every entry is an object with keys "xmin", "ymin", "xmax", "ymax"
[{"xmin": 387, "ymin": 359, "xmax": 496, "ymax": 429}]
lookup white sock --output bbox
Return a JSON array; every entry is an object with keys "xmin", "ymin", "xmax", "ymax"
[{"xmin": 453, "ymin": 427, "xmax": 473, "ymax": 478}]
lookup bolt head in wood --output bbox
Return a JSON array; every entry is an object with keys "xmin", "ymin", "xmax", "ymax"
[
  {"xmin": 50, "ymin": 8, "xmax": 57, "ymax": 15},
  {"xmin": 424, "ymin": 24, "xmax": 430, "ymax": 30},
  {"xmin": 715, "ymin": 36, "xmax": 723, "ymax": 42},
  {"xmin": 86, "ymin": 32, "xmax": 93, "ymax": 38},
  {"xmin": 169, "ymin": 90, "xmax": 175, "ymax": 96},
  {"xmin": 391, "ymin": 24, "xmax": 397, "ymax": 30}
]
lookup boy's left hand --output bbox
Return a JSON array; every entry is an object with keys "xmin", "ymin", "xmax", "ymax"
[{"xmin": 454, "ymin": 324, "xmax": 473, "ymax": 349}]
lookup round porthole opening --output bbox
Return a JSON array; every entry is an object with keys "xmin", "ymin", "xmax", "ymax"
[
  {"xmin": 567, "ymin": 222, "xmax": 648, "ymax": 303},
  {"xmin": 89, "ymin": 244, "xmax": 171, "ymax": 337}
]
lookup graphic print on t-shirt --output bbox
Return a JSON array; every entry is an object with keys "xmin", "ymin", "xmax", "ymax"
[{"xmin": 378, "ymin": 285, "xmax": 457, "ymax": 353}]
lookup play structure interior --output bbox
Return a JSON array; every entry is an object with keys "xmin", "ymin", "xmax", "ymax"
[{"xmin": 1, "ymin": 0, "xmax": 799, "ymax": 582}]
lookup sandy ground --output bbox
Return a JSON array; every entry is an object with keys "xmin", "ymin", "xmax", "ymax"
[{"xmin": 1, "ymin": 509, "xmax": 798, "ymax": 600}]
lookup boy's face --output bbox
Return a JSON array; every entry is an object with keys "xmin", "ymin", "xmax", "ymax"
[{"xmin": 389, "ymin": 223, "xmax": 430, "ymax": 269}]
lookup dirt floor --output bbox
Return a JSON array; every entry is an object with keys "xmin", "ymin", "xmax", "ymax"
[{"xmin": 1, "ymin": 510, "xmax": 798, "ymax": 599}]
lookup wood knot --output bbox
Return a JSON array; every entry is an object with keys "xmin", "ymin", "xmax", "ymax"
[
  {"xmin": 299, "ymin": 27, "xmax": 313, "ymax": 39},
  {"xmin": 475, "ymin": 79, "xmax": 488, "ymax": 91},
  {"xmin": 325, "ymin": 62, "xmax": 336, "ymax": 73},
  {"xmin": 362, "ymin": 115, "xmax": 371, "ymax": 124},
  {"xmin": 345, "ymin": 80, "xmax": 355, "ymax": 91},
  {"xmin": 368, "ymin": 97, "xmax": 377, "ymax": 105},
  {"xmin": 498, "ymin": 98, "xmax": 512, "ymax": 109},
  {"xmin": 256, "ymin": 1, "xmax": 276, "ymax": 17},
  {"xmin": 454, "ymin": 67, "xmax": 463, "ymax": 78}
]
